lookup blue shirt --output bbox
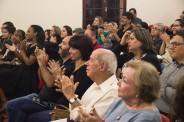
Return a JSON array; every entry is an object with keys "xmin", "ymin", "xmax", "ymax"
[{"xmin": 104, "ymin": 98, "xmax": 162, "ymax": 122}]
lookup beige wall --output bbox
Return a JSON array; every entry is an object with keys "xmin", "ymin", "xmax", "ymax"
[
  {"xmin": 127, "ymin": 0, "xmax": 184, "ymax": 26},
  {"xmin": 0, "ymin": 0, "xmax": 83, "ymax": 32},
  {"xmin": 0, "ymin": 0, "xmax": 183, "ymax": 34}
]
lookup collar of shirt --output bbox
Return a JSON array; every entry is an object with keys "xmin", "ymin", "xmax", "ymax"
[{"xmin": 93, "ymin": 74, "xmax": 118, "ymax": 92}]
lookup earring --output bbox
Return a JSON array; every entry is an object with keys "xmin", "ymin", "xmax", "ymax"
[{"xmin": 136, "ymin": 92, "xmax": 140, "ymax": 98}]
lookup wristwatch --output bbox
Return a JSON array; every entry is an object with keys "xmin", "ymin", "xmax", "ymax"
[{"xmin": 69, "ymin": 97, "xmax": 77, "ymax": 104}]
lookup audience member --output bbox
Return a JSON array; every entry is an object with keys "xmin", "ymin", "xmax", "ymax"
[
  {"xmin": 170, "ymin": 76, "xmax": 184, "ymax": 122},
  {"xmin": 150, "ymin": 23, "xmax": 164, "ymax": 54},
  {"xmin": 50, "ymin": 25, "xmax": 61, "ymax": 37},
  {"xmin": 84, "ymin": 25, "xmax": 102, "ymax": 50},
  {"xmin": 113, "ymin": 28, "xmax": 161, "ymax": 78},
  {"xmin": 129, "ymin": 8, "xmax": 142, "ymax": 26},
  {"xmin": 117, "ymin": 12, "xmax": 133, "ymax": 39},
  {"xmin": 79, "ymin": 60, "xmax": 162, "ymax": 122},
  {"xmin": 55, "ymin": 48, "xmax": 118, "ymax": 121},
  {"xmin": 44, "ymin": 29, "xmax": 51, "ymax": 42},
  {"xmin": 61, "ymin": 25, "xmax": 72, "ymax": 41},
  {"xmin": 88, "ymin": 16, "xmax": 104, "ymax": 28},
  {"xmin": 136, "ymin": 21, "xmax": 149, "ymax": 30},
  {"xmin": 107, "ymin": 22, "xmax": 120, "ymax": 49},
  {"xmin": 172, "ymin": 19, "xmax": 184, "ymax": 35},
  {"xmin": 0, "ymin": 26, "xmax": 15, "ymax": 61},
  {"xmin": 158, "ymin": 24, "xmax": 173, "ymax": 64},
  {"xmin": 155, "ymin": 29, "xmax": 184, "ymax": 116},
  {"xmin": 180, "ymin": 10, "xmax": 184, "ymax": 20},
  {"xmin": 10, "ymin": 29, "xmax": 26, "ymax": 65},
  {"xmin": 44, "ymin": 34, "xmax": 61, "ymax": 61},
  {"xmin": 73, "ymin": 28, "xmax": 85, "ymax": 35}
]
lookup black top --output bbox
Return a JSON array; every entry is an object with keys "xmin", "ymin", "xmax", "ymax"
[
  {"xmin": 153, "ymin": 36, "xmax": 162, "ymax": 54},
  {"xmin": 0, "ymin": 44, "xmax": 40, "ymax": 100},
  {"xmin": 38, "ymin": 59, "xmax": 75, "ymax": 104},
  {"xmin": 44, "ymin": 42, "xmax": 60, "ymax": 61},
  {"xmin": 112, "ymin": 43, "xmax": 161, "ymax": 73},
  {"xmin": 38, "ymin": 60, "xmax": 93, "ymax": 107}
]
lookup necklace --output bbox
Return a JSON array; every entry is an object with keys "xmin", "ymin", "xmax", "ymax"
[
  {"xmin": 133, "ymin": 53, "xmax": 147, "ymax": 60},
  {"xmin": 74, "ymin": 61, "xmax": 86, "ymax": 72}
]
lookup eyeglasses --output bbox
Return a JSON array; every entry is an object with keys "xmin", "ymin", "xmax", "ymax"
[
  {"xmin": 169, "ymin": 41, "xmax": 184, "ymax": 48},
  {"xmin": 151, "ymin": 27, "xmax": 160, "ymax": 31},
  {"xmin": 172, "ymin": 24, "xmax": 181, "ymax": 27}
]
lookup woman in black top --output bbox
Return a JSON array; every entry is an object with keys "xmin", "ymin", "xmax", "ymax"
[{"xmin": 112, "ymin": 28, "xmax": 161, "ymax": 78}]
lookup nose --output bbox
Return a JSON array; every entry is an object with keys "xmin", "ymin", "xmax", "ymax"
[
  {"xmin": 169, "ymin": 44, "xmax": 175, "ymax": 50},
  {"xmin": 85, "ymin": 60, "xmax": 89, "ymax": 65}
]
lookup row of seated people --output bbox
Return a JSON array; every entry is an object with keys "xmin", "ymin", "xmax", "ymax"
[{"xmin": 0, "ymin": 11, "xmax": 184, "ymax": 121}]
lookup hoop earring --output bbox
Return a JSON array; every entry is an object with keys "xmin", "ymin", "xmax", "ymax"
[{"xmin": 136, "ymin": 92, "xmax": 140, "ymax": 98}]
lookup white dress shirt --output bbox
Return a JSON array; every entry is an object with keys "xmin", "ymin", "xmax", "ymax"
[{"xmin": 70, "ymin": 74, "xmax": 118, "ymax": 121}]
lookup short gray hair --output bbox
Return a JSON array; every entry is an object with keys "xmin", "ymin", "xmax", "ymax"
[
  {"xmin": 156, "ymin": 23, "xmax": 165, "ymax": 32},
  {"xmin": 95, "ymin": 49, "xmax": 117, "ymax": 74}
]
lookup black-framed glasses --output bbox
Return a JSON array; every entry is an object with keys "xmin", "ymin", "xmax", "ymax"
[
  {"xmin": 151, "ymin": 27, "xmax": 160, "ymax": 31},
  {"xmin": 169, "ymin": 41, "xmax": 184, "ymax": 48},
  {"xmin": 172, "ymin": 24, "xmax": 182, "ymax": 27}
]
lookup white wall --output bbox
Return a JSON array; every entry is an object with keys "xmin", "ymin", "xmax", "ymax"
[
  {"xmin": 127, "ymin": 0, "xmax": 184, "ymax": 26},
  {"xmin": 0, "ymin": 0, "xmax": 82, "ymax": 33},
  {"xmin": 0, "ymin": 0, "xmax": 183, "ymax": 34}
]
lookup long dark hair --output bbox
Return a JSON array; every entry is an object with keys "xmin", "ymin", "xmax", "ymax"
[{"xmin": 30, "ymin": 25, "xmax": 45, "ymax": 45}]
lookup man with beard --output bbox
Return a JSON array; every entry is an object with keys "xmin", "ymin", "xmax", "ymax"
[
  {"xmin": 6, "ymin": 36, "xmax": 75, "ymax": 122},
  {"xmin": 112, "ymin": 12, "xmax": 133, "ymax": 78}
]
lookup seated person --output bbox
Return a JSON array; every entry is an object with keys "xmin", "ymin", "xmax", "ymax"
[
  {"xmin": 170, "ymin": 76, "xmax": 184, "ymax": 122},
  {"xmin": 79, "ymin": 60, "xmax": 162, "ymax": 122},
  {"xmin": 0, "ymin": 26, "xmax": 15, "ymax": 62},
  {"xmin": 155, "ymin": 29, "xmax": 184, "ymax": 116},
  {"xmin": 55, "ymin": 48, "xmax": 118, "ymax": 121}
]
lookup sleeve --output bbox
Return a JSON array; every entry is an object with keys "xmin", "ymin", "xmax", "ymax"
[
  {"xmin": 142, "ymin": 54, "xmax": 161, "ymax": 73},
  {"xmin": 111, "ymin": 43, "xmax": 128, "ymax": 57}
]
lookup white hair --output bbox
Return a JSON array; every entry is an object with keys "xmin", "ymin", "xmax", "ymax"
[{"xmin": 94, "ymin": 49, "xmax": 117, "ymax": 74}]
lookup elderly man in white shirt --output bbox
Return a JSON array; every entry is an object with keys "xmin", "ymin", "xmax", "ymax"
[{"xmin": 55, "ymin": 48, "xmax": 118, "ymax": 121}]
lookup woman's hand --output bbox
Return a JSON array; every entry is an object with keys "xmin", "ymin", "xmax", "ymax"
[
  {"xmin": 78, "ymin": 107, "xmax": 104, "ymax": 122},
  {"xmin": 35, "ymin": 47, "xmax": 48, "ymax": 67},
  {"xmin": 120, "ymin": 31, "xmax": 131, "ymax": 46},
  {"xmin": 5, "ymin": 43, "xmax": 16, "ymax": 52},
  {"xmin": 20, "ymin": 41, "xmax": 27, "ymax": 51}
]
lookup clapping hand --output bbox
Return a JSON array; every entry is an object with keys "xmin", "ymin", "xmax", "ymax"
[
  {"xmin": 47, "ymin": 60, "xmax": 63, "ymax": 78},
  {"xmin": 55, "ymin": 75, "xmax": 79, "ymax": 100},
  {"xmin": 35, "ymin": 47, "xmax": 48, "ymax": 67},
  {"xmin": 78, "ymin": 107, "xmax": 103, "ymax": 122},
  {"xmin": 5, "ymin": 43, "xmax": 16, "ymax": 52}
]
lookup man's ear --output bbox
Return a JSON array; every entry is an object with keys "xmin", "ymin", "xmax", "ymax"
[{"xmin": 100, "ymin": 62, "xmax": 107, "ymax": 72}]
